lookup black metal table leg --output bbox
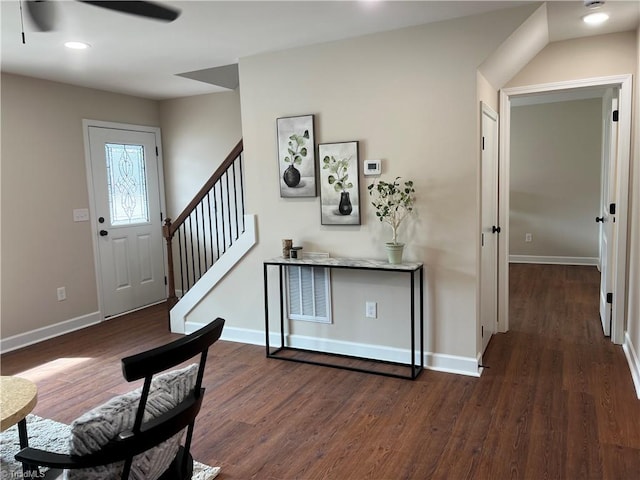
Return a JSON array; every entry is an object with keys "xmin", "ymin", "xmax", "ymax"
[
  {"xmin": 279, "ymin": 266, "xmax": 285, "ymax": 348},
  {"xmin": 264, "ymin": 263, "xmax": 270, "ymax": 356},
  {"xmin": 420, "ymin": 266, "xmax": 424, "ymax": 370},
  {"xmin": 18, "ymin": 417, "xmax": 39, "ymax": 477}
]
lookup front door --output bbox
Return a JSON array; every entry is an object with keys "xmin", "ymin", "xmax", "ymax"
[
  {"xmin": 86, "ymin": 124, "xmax": 166, "ymax": 318},
  {"xmin": 480, "ymin": 103, "xmax": 499, "ymax": 355}
]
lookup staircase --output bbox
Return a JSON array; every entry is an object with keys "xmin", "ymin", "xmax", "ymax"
[{"xmin": 163, "ymin": 139, "xmax": 256, "ymax": 333}]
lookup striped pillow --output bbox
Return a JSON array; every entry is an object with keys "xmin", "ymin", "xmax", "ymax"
[{"xmin": 66, "ymin": 363, "xmax": 198, "ymax": 480}]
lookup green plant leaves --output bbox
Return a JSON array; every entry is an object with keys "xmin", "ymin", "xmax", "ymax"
[
  {"xmin": 368, "ymin": 176, "xmax": 416, "ymax": 234},
  {"xmin": 284, "ymin": 131, "xmax": 310, "ymax": 167},
  {"xmin": 323, "ymin": 154, "xmax": 353, "ymax": 191}
]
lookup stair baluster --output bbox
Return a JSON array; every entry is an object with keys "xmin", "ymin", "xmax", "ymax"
[{"xmin": 163, "ymin": 140, "xmax": 244, "ymax": 311}]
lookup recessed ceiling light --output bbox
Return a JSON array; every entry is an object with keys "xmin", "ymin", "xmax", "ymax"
[
  {"xmin": 64, "ymin": 41, "xmax": 90, "ymax": 50},
  {"xmin": 583, "ymin": 12, "xmax": 609, "ymax": 25}
]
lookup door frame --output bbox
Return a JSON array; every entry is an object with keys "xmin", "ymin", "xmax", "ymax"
[
  {"xmin": 82, "ymin": 119, "xmax": 168, "ymax": 320},
  {"xmin": 498, "ymin": 74, "xmax": 632, "ymax": 344}
]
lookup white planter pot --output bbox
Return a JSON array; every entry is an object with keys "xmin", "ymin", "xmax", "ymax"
[{"xmin": 385, "ymin": 242, "xmax": 405, "ymax": 264}]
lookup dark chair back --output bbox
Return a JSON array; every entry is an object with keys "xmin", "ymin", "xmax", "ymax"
[{"xmin": 16, "ymin": 318, "xmax": 225, "ymax": 480}]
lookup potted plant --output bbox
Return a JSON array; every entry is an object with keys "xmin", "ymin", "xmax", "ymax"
[
  {"xmin": 323, "ymin": 154, "xmax": 354, "ymax": 215},
  {"xmin": 367, "ymin": 176, "xmax": 416, "ymax": 264}
]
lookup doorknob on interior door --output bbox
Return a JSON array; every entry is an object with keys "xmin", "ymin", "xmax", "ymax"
[
  {"xmin": 492, "ymin": 225, "xmax": 501, "ymax": 234},
  {"xmin": 99, "ymin": 230, "xmax": 108, "ymax": 236},
  {"xmin": 595, "ymin": 216, "xmax": 604, "ymax": 223}
]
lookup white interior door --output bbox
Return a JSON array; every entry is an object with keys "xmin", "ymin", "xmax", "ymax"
[
  {"xmin": 480, "ymin": 103, "xmax": 499, "ymax": 355},
  {"xmin": 87, "ymin": 124, "xmax": 166, "ymax": 318},
  {"xmin": 598, "ymin": 93, "xmax": 618, "ymax": 336}
]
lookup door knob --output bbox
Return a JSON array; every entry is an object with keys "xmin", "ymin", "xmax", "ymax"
[
  {"xmin": 99, "ymin": 230, "xmax": 108, "ymax": 236},
  {"xmin": 595, "ymin": 216, "xmax": 604, "ymax": 223},
  {"xmin": 492, "ymin": 225, "xmax": 501, "ymax": 234}
]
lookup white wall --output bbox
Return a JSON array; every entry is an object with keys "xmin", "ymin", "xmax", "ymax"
[
  {"xmin": 0, "ymin": 73, "xmax": 159, "ymax": 339},
  {"xmin": 507, "ymin": 31, "xmax": 637, "ymax": 87},
  {"xmin": 623, "ymin": 25, "xmax": 640, "ymax": 397},
  {"xmin": 509, "ymin": 99, "xmax": 602, "ymax": 261},
  {"xmin": 183, "ymin": 5, "xmax": 538, "ymax": 371},
  {"xmin": 159, "ymin": 90, "xmax": 242, "ymax": 217}
]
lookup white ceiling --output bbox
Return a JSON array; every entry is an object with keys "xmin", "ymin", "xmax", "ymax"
[{"xmin": 1, "ymin": 1, "xmax": 638, "ymax": 100}]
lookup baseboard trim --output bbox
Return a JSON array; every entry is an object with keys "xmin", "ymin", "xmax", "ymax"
[
  {"xmin": 509, "ymin": 255, "xmax": 598, "ymax": 266},
  {"xmin": 185, "ymin": 322, "xmax": 480, "ymax": 377},
  {"xmin": 622, "ymin": 331, "xmax": 640, "ymax": 399},
  {"xmin": 0, "ymin": 311, "xmax": 101, "ymax": 353}
]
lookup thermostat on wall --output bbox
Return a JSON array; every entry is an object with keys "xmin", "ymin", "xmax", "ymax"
[{"xmin": 364, "ymin": 159, "xmax": 381, "ymax": 176}]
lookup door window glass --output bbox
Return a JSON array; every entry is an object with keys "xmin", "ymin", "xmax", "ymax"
[{"xmin": 105, "ymin": 143, "xmax": 149, "ymax": 225}]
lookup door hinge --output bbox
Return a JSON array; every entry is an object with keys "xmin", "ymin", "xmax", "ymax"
[
  {"xmin": 609, "ymin": 203, "xmax": 616, "ymax": 215},
  {"xmin": 606, "ymin": 292, "xmax": 613, "ymax": 304},
  {"xmin": 155, "ymin": 146, "xmax": 159, "ymax": 156},
  {"xmin": 482, "ymin": 325, "xmax": 484, "ymax": 336},
  {"xmin": 164, "ymin": 276, "xmax": 167, "ymax": 286},
  {"xmin": 612, "ymin": 110, "xmax": 619, "ymax": 122},
  {"xmin": 160, "ymin": 212, "xmax": 163, "ymax": 222},
  {"xmin": 482, "ymin": 136, "xmax": 485, "ymax": 150}
]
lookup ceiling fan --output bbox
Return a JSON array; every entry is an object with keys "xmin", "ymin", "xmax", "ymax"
[{"xmin": 24, "ymin": 0, "xmax": 181, "ymax": 32}]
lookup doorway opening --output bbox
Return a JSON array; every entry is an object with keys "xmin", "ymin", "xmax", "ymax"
[{"xmin": 499, "ymin": 75, "xmax": 632, "ymax": 345}]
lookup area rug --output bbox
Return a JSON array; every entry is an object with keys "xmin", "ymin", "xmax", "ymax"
[{"xmin": 1, "ymin": 415, "xmax": 220, "ymax": 479}]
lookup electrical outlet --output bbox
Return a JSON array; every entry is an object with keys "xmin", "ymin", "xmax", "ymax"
[
  {"xmin": 525, "ymin": 233, "xmax": 532, "ymax": 242},
  {"xmin": 57, "ymin": 287, "xmax": 66, "ymax": 301},
  {"xmin": 365, "ymin": 301, "xmax": 377, "ymax": 319}
]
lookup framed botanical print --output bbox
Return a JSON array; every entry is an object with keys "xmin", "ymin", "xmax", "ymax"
[
  {"xmin": 318, "ymin": 141, "xmax": 360, "ymax": 225},
  {"xmin": 276, "ymin": 114, "xmax": 316, "ymax": 197}
]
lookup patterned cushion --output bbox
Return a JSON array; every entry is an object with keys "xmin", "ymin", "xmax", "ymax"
[{"xmin": 65, "ymin": 364, "xmax": 198, "ymax": 480}]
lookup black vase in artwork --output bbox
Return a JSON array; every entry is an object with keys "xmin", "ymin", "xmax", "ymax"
[
  {"xmin": 338, "ymin": 191, "xmax": 353, "ymax": 215},
  {"xmin": 283, "ymin": 165, "xmax": 301, "ymax": 188}
]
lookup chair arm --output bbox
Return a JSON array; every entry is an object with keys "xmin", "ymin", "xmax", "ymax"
[{"xmin": 15, "ymin": 448, "xmax": 87, "ymax": 470}]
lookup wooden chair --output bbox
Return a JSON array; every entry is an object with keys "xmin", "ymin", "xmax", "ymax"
[{"xmin": 16, "ymin": 318, "xmax": 225, "ymax": 480}]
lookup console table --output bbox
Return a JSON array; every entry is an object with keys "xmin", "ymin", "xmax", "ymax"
[{"xmin": 263, "ymin": 257, "xmax": 423, "ymax": 380}]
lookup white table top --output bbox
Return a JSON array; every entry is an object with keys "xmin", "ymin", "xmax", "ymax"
[
  {"xmin": 264, "ymin": 256, "xmax": 423, "ymax": 271},
  {"xmin": 0, "ymin": 376, "xmax": 38, "ymax": 431}
]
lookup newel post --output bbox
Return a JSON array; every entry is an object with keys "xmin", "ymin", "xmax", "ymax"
[{"xmin": 163, "ymin": 218, "xmax": 178, "ymax": 312}]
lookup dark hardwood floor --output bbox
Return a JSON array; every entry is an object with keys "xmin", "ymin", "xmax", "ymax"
[{"xmin": 2, "ymin": 264, "xmax": 639, "ymax": 479}]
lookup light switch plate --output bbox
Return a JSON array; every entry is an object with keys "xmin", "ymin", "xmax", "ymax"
[{"xmin": 73, "ymin": 208, "xmax": 90, "ymax": 222}]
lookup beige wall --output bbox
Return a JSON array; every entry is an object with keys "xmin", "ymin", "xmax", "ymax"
[
  {"xmin": 477, "ymin": 72, "xmax": 499, "ymax": 112},
  {"xmin": 184, "ymin": 6, "xmax": 537, "ymax": 363},
  {"xmin": 510, "ymin": 99, "xmax": 602, "ymax": 259},
  {"xmin": 1, "ymin": 73, "xmax": 159, "ymax": 338},
  {"xmin": 159, "ymin": 91, "xmax": 242, "ymax": 217},
  {"xmin": 507, "ymin": 31, "xmax": 637, "ymax": 87},
  {"xmin": 626, "ymin": 25, "xmax": 640, "ymax": 395}
]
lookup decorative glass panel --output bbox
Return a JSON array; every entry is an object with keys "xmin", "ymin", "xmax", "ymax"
[{"xmin": 105, "ymin": 143, "xmax": 149, "ymax": 225}]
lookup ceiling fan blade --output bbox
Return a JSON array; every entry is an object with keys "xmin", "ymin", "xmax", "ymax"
[
  {"xmin": 79, "ymin": 1, "xmax": 181, "ymax": 22},
  {"xmin": 25, "ymin": 0, "xmax": 57, "ymax": 31}
]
